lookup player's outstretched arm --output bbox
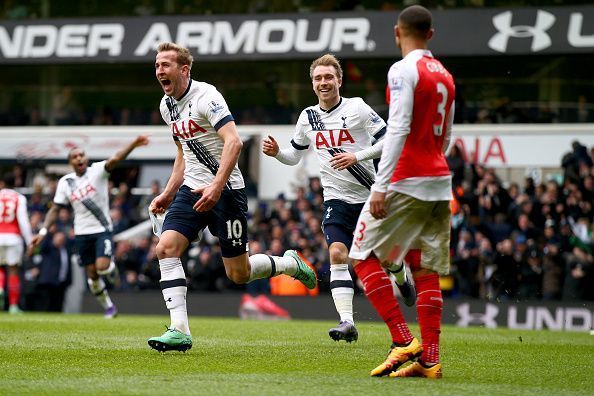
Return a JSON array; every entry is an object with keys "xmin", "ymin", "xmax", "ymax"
[
  {"xmin": 262, "ymin": 135, "xmax": 280, "ymax": 157},
  {"xmin": 105, "ymin": 135, "xmax": 150, "ymax": 172},
  {"xmin": 263, "ymin": 135, "xmax": 305, "ymax": 166},
  {"xmin": 29, "ymin": 203, "xmax": 60, "ymax": 250}
]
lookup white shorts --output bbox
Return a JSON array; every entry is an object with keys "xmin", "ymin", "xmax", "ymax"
[
  {"xmin": 0, "ymin": 243, "xmax": 24, "ymax": 266},
  {"xmin": 349, "ymin": 191, "xmax": 451, "ymax": 275}
]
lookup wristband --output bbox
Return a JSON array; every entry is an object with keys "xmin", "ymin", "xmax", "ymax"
[{"xmin": 39, "ymin": 227, "xmax": 48, "ymax": 236}]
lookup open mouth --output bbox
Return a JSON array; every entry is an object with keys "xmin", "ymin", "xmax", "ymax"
[{"xmin": 160, "ymin": 79, "xmax": 172, "ymax": 89}]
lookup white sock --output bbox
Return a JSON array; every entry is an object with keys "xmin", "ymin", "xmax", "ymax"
[
  {"xmin": 87, "ymin": 277, "xmax": 113, "ymax": 309},
  {"xmin": 388, "ymin": 262, "xmax": 408, "ymax": 285},
  {"xmin": 330, "ymin": 264, "xmax": 354, "ymax": 324},
  {"xmin": 96, "ymin": 260, "xmax": 116, "ymax": 276},
  {"xmin": 248, "ymin": 254, "xmax": 297, "ymax": 282},
  {"xmin": 159, "ymin": 257, "xmax": 190, "ymax": 335}
]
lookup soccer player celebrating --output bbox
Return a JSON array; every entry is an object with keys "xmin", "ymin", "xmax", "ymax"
[
  {"xmin": 0, "ymin": 173, "xmax": 33, "ymax": 313},
  {"xmin": 30, "ymin": 135, "xmax": 149, "ymax": 319},
  {"xmin": 349, "ymin": 5, "xmax": 455, "ymax": 379},
  {"xmin": 147, "ymin": 42, "xmax": 316, "ymax": 352},
  {"xmin": 263, "ymin": 54, "xmax": 415, "ymax": 343}
]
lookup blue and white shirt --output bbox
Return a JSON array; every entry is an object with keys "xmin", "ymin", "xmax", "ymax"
[
  {"xmin": 159, "ymin": 79, "xmax": 245, "ymax": 191},
  {"xmin": 54, "ymin": 160, "xmax": 112, "ymax": 235}
]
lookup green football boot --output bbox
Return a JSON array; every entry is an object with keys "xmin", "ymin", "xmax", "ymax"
[
  {"xmin": 148, "ymin": 327, "xmax": 193, "ymax": 352},
  {"xmin": 283, "ymin": 250, "xmax": 317, "ymax": 290}
]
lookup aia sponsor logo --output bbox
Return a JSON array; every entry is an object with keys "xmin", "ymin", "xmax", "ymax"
[
  {"xmin": 315, "ymin": 129, "xmax": 354, "ymax": 149},
  {"xmin": 171, "ymin": 119, "xmax": 207, "ymax": 140},
  {"xmin": 70, "ymin": 183, "xmax": 96, "ymax": 202}
]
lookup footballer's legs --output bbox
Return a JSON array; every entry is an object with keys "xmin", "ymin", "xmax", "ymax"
[
  {"xmin": 155, "ymin": 230, "xmax": 190, "ymax": 334},
  {"xmin": 0, "ymin": 265, "xmax": 5, "ymax": 310},
  {"xmin": 385, "ymin": 249, "xmax": 418, "ymax": 307},
  {"xmin": 390, "ymin": 269, "xmax": 443, "ymax": 379},
  {"xmin": 86, "ymin": 264, "xmax": 116, "ymax": 319},
  {"xmin": 328, "ymin": 242, "xmax": 357, "ymax": 342},
  {"xmin": 353, "ymin": 255, "xmax": 421, "ymax": 376},
  {"xmin": 7, "ymin": 265, "xmax": 22, "ymax": 314},
  {"xmin": 148, "ymin": 230, "xmax": 192, "ymax": 352},
  {"xmin": 223, "ymin": 250, "xmax": 316, "ymax": 290},
  {"xmin": 96, "ymin": 256, "xmax": 119, "ymax": 287}
]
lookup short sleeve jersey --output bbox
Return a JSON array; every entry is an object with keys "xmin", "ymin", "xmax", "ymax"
[
  {"xmin": 378, "ymin": 49, "xmax": 455, "ymax": 201},
  {"xmin": 54, "ymin": 160, "xmax": 112, "ymax": 235},
  {"xmin": 159, "ymin": 79, "xmax": 244, "ymax": 190},
  {"xmin": 0, "ymin": 188, "xmax": 32, "ymax": 245},
  {"xmin": 293, "ymin": 97, "xmax": 386, "ymax": 204}
]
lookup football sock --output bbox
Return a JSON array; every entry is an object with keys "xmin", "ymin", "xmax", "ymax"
[
  {"xmin": 0, "ymin": 267, "xmax": 5, "ymax": 290},
  {"xmin": 414, "ymin": 272, "xmax": 442, "ymax": 365},
  {"xmin": 354, "ymin": 256, "xmax": 413, "ymax": 345},
  {"xmin": 87, "ymin": 277, "xmax": 113, "ymax": 310},
  {"xmin": 387, "ymin": 262, "xmax": 408, "ymax": 286},
  {"xmin": 96, "ymin": 260, "xmax": 116, "ymax": 276},
  {"xmin": 159, "ymin": 257, "xmax": 190, "ymax": 335},
  {"xmin": 248, "ymin": 254, "xmax": 297, "ymax": 282},
  {"xmin": 330, "ymin": 264, "xmax": 354, "ymax": 324},
  {"xmin": 7, "ymin": 273, "xmax": 20, "ymax": 306}
]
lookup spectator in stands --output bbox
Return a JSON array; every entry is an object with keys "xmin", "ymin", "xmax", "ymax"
[
  {"xmin": 491, "ymin": 238, "xmax": 520, "ymax": 301},
  {"xmin": 31, "ymin": 231, "xmax": 73, "ymax": 312}
]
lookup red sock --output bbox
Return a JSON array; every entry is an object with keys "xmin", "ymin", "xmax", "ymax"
[
  {"xmin": 0, "ymin": 267, "xmax": 5, "ymax": 291},
  {"xmin": 8, "ymin": 273, "xmax": 20, "ymax": 306},
  {"xmin": 414, "ymin": 273, "xmax": 442, "ymax": 364},
  {"xmin": 354, "ymin": 256, "xmax": 413, "ymax": 345},
  {"xmin": 404, "ymin": 249, "xmax": 422, "ymax": 271}
]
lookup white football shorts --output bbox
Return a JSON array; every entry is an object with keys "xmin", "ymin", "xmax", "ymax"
[{"xmin": 349, "ymin": 191, "xmax": 451, "ymax": 275}]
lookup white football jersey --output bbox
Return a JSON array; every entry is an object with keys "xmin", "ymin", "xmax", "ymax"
[
  {"xmin": 159, "ymin": 79, "xmax": 245, "ymax": 190},
  {"xmin": 54, "ymin": 160, "xmax": 112, "ymax": 235},
  {"xmin": 293, "ymin": 97, "xmax": 386, "ymax": 203}
]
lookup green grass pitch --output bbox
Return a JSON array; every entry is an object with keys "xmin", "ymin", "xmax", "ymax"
[{"xmin": 1, "ymin": 313, "xmax": 592, "ymax": 395}]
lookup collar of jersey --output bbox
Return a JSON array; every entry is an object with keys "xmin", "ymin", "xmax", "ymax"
[
  {"xmin": 171, "ymin": 78, "xmax": 193, "ymax": 102},
  {"xmin": 319, "ymin": 97, "xmax": 342, "ymax": 114}
]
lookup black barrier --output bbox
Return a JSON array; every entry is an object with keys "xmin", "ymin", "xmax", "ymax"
[
  {"xmin": 1, "ymin": 5, "xmax": 594, "ymax": 64},
  {"xmin": 82, "ymin": 291, "xmax": 593, "ymax": 332}
]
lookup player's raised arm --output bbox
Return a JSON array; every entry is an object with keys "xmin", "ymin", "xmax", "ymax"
[{"xmin": 105, "ymin": 135, "xmax": 150, "ymax": 172}]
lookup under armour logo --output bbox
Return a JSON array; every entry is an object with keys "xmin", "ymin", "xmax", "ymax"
[
  {"xmin": 232, "ymin": 239, "xmax": 242, "ymax": 246},
  {"xmin": 341, "ymin": 116, "xmax": 347, "ymax": 128},
  {"xmin": 489, "ymin": 10, "xmax": 555, "ymax": 53},
  {"xmin": 456, "ymin": 303, "xmax": 499, "ymax": 328},
  {"xmin": 325, "ymin": 207, "xmax": 333, "ymax": 219}
]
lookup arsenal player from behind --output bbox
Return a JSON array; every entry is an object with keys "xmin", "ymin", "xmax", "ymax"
[
  {"xmin": 0, "ymin": 173, "xmax": 33, "ymax": 313},
  {"xmin": 349, "ymin": 5, "xmax": 455, "ymax": 379}
]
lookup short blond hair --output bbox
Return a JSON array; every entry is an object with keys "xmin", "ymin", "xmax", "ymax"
[
  {"xmin": 309, "ymin": 54, "xmax": 343, "ymax": 80},
  {"xmin": 157, "ymin": 42, "xmax": 193, "ymax": 70}
]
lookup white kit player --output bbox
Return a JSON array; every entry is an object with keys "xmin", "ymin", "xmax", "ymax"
[
  {"xmin": 147, "ymin": 42, "xmax": 315, "ymax": 353},
  {"xmin": 30, "ymin": 135, "xmax": 149, "ymax": 318},
  {"xmin": 263, "ymin": 54, "xmax": 415, "ymax": 342},
  {"xmin": 0, "ymin": 174, "xmax": 33, "ymax": 313}
]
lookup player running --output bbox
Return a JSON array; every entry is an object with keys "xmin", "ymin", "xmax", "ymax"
[
  {"xmin": 0, "ymin": 174, "xmax": 33, "ymax": 313},
  {"xmin": 349, "ymin": 5, "xmax": 455, "ymax": 379},
  {"xmin": 147, "ymin": 42, "xmax": 316, "ymax": 352},
  {"xmin": 263, "ymin": 54, "xmax": 415, "ymax": 343},
  {"xmin": 30, "ymin": 135, "xmax": 149, "ymax": 319}
]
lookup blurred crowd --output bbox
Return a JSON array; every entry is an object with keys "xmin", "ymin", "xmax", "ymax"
[
  {"xmin": 3, "ymin": 140, "xmax": 593, "ymax": 313},
  {"xmin": 447, "ymin": 140, "xmax": 594, "ymax": 301}
]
